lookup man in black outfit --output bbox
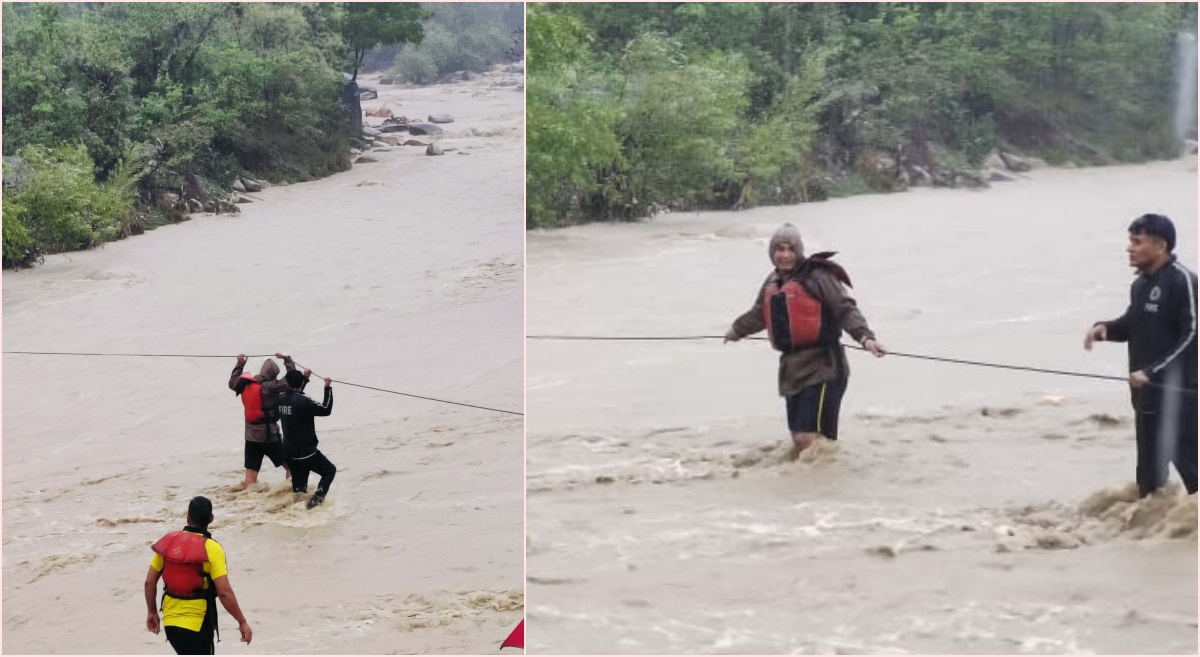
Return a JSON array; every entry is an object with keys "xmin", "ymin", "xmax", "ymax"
[
  {"xmin": 277, "ymin": 370, "xmax": 336, "ymax": 509},
  {"xmin": 1086, "ymin": 213, "xmax": 1198, "ymax": 497}
]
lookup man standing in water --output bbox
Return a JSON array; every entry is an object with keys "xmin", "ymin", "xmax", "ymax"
[
  {"xmin": 145, "ymin": 496, "xmax": 252, "ymax": 654},
  {"xmin": 1085, "ymin": 213, "xmax": 1197, "ymax": 497},
  {"xmin": 278, "ymin": 370, "xmax": 336, "ymax": 509},
  {"xmin": 229, "ymin": 353, "xmax": 310, "ymax": 489},
  {"xmin": 725, "ymin": 222, "xmax": 886, "ymax": 455}
]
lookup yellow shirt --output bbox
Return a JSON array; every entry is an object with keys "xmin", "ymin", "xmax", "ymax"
[{"xmin": 150, "ymin": 531, "xmax": 228, "ymax": 632}]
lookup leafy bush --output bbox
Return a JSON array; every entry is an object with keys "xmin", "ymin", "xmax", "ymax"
[
  {"xmin": 392, "ymin": 49, "xmax": 438, "ymax": 84},
  {"xmin": 2, "ymin": 144, "xmax": 145, "ymax": 268}
]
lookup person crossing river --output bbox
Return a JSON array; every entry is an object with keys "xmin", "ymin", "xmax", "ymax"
[
  {"xmin": 725, "ymin": 222, "xmax": 887, "ymax": 456},
  {"xmin": 277, "ymin": 370, "xmax": 337, "ymax": 509}
]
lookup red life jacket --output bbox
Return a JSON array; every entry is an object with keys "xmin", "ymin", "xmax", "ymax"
[
  {"xmin": 151, "ymin": 530, "xmax": 210, "ymax": 600},
  {"xmin": 762, "ymin": 252, "xmax": 852, "ymax": 353},
  {"xmin": 237, "ymin": 372, "xmax": 265, "ymax": 423}
]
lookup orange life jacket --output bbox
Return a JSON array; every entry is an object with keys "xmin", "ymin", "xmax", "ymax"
[
  {"xmin": 237, "ymin": 372, "xmax": 265, "ymax": 423},
  {"xmin": 151, "ymin": 530, "xmax": 210, "ymax": 600},
  {"xmin": 762, "ymin": 252, "xmax": 852, "ymax": 353}
]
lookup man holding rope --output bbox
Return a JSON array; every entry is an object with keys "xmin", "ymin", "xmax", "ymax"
[
  {"xmin": 1086, "ymin": 213, "xmax": 1197, "ymax": 498},
  {"xmin": 725, "ymin": 222, "xmax": 887, "ymax": 456},
  {"xmin": 277, "ymin": 370, "xmax": 336, "ymax": 509}
]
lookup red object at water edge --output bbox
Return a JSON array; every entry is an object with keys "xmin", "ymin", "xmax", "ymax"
[{"xmin": 501, "ymin": 620, "xmax": 524, "ymax": 649}]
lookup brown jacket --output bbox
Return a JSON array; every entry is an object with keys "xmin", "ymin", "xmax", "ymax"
[
  {"xmin": 731, "ymin": 263, "xmax": 876, "ymax": 396},
  {"xmin": 229, "ymin": 357, "xmax": 297, "ymax": 442}
]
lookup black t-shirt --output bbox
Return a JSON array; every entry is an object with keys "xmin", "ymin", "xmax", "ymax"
[
  {"xmin": 1103, "ymin": 256, "xmax": 1198, "ymax": 400},
  {"xmin": 276, "ymin": 386, "xmax": 333, "ymax": 459}
]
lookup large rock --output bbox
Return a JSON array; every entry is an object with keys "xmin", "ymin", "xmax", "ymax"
[
  {"xmin": 2, "ymin": 155, "xmax": 34, "ymax": 190},
  {"xmin": 426, "ymin": 143, "xmax": 444, "ymax": 156},
  {"xmin": 341, "ymin": 81, "xmax": 362, "ymax": 139},
  {"xmin": 999, "ymin": 151, "xmax": 1032, "ymax": 173},
  {"xmin": 408, "ymin": 123, "xmax": 443, "ymax": 136},
  {"xmin": 436, "ymin": 70, "xmax": 481, "ymax": 84},
  {"xmin": 985, "ymin": 152, "xmax": 1008, "ymax": 171},
  {"xmin": 379, "ymin": 123, "xmax": 409, "ymax": 134},
  {"xmin": 362, "ymin": 126, "xmax": 382, "ymax": 137},
  {"xmin": 956, "ymin": 170, "xmax": 990, "ymax": 189},
  {"xmin": 365, "ymin": 107, "xmax": 393, "ymax": 118},
  {"xmin": 907, "ymin": 165, "xmax": 933, "ymax": 187},
  {"xmin": 857, "ymin": 151, "xmax": 904, "ymax": 191},
  {"xmin": 232, "ymin": 179, "xmax": 247, "ymax": 193},
  {"xmin": 358, "ymin": 86, "xmax": 378, "ymax": 101},
  {"xmin": 242, "ymin": 178, "xmax": 263, "ymax": 193},
  {"xmin": 355, "ymin": 155, "xmax": 378, "ymax": 164},
  {"xmin": 428, "ymin": 114, "xmax": 454, "ymax": 124}
]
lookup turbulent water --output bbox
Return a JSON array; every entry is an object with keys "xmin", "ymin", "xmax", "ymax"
[
  {"xmin": 526, "ymin": 157, "xmax": 1199, "ymax": 654},
  {"xmin": 3, "ymin": 71, "xmax": 525, "ymax": 654}
]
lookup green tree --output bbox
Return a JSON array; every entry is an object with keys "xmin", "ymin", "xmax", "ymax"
[{"xmin": 341, "ymin": 2, "xmax": 430, "ymax": 80}]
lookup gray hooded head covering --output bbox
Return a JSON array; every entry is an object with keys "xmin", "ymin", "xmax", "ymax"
[
  {"xmin": 768, "ymin": 222, "xmax": 805, "ymax": 263},
  {"xmin": 260, "ymin": 358, "xmax": 280, "ymax": 381}
]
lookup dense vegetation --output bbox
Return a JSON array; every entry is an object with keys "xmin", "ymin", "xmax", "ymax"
[
  {"xmin": 527, "ymin": 2, "xmax": 1199, "ymax": 228},
  {"xmin": 376, "ymin": 3, "xmax": 524, "ymax": 85},
  {"xmin": 1, "ymin": 2, "xmax": 455, "ymax": 268}
]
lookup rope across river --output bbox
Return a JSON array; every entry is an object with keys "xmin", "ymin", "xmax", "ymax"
[
  {"xmin": 524, "ymin": 334, "xmax": 1198, "ymax": 394},
  {"xmin": 7, "ymin": 337, "xmax": 1194, "ymax": 400},
  {"xmin": 2, "ymin": 350, "xmax": 523, "ymax": 416}
]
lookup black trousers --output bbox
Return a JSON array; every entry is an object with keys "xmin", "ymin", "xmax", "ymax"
[
  {"xmin": 1133, "ymin": 388, "xmax": 1198, "ymax": 496},
  {"xmin": 288, "ymin": 450, "xmax": 336, "ymax": 495},
  {"xmin": 165, "ymin": 625, "xmax": 214, "ymax": 655}
]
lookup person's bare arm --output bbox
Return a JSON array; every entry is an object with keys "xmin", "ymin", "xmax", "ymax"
[
  {"xmin": 213, "ymin": 575, "xmax": 253, "ymax": 644},
  {"xmin": 144, "ymin": 566, "xmax": 162, "ymax": 634}
]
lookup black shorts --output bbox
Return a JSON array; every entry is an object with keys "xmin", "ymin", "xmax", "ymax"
[
  {"xmin": 244, "ymin": 440, "xmax": 286, "ymax": 472},
  {"xmin": 784, "ymin": 378, "xmax": 848, "ymax": 439},
  {"xmin": 165, "ymin": 624, "xmax": 214, "ymax": 655}
]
